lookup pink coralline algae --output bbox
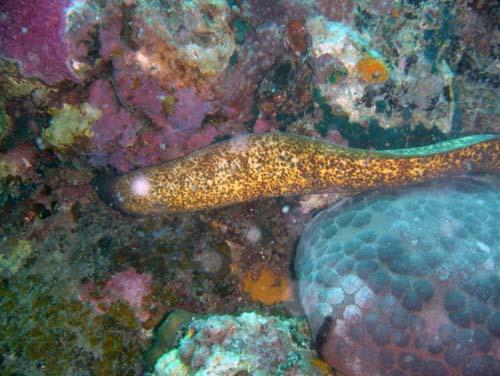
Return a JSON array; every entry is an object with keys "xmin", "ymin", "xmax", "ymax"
[
  {"xmin": 79, "ymin": 268, "xmax": 153, "ymax": 322},
  {"xmin": 4, "ymin": 0, "xmax": 434, "ymax": 173},
  {"xmin": 0, "ymin": 0, "xmax": 78, "ymax": 84},
  {"xmin": 87, "ymin": 77, "xmax": 218, "ymax": 172},
  {"xmin": 88, "ymin": 79, "xmax": 147, "ymax": 171},
  {"xmin": 168, "ymin": 88, "xmax": 214, "ymax": 132},
  {"xmin": 0, "ymin": 143, "xmax": 40, "ymax": 182},
  {"xmin": 75, "ymin": 3, "xmax": 225, "ymax": 171},
  {"xmin": 88, "ymin": 79, "xmax": 143, "ymax": 170}
]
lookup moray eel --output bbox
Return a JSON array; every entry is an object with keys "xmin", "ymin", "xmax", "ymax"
[{"xmin": 92, "ymin": 132, "xmax": 499, "ymax": 215}]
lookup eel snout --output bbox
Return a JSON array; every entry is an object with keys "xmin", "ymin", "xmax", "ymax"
[{"xmin": 92, "ymin": 174, "xmax": 122, "ymax": 210}]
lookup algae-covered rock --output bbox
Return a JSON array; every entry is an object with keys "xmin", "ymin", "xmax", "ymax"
[
  {"xmin": 143, "ymin": 309, "xmax": 196, "ymax": 371},
  {"xmin": 42, "ymin": 103, "xmax": 101, "ymax": 152},
  {"xmin": 0, "ymin": 103, "xmax": 11, "ymax": 143},
  {"xmin": 0, "ymin": 239, "xmax": 33, "ymax": 276},
  {"xmin": 151, "ymin": 312, "xmax": 325, "ymax": 376},
  {"xmin": 0, "ymin": 60, "xmax": 50, "ymax": 98},
  {"xmin": 137, "ymin": 0, "xmax": 236, "ymax": 77}
]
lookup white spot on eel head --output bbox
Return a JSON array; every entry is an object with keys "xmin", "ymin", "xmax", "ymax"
[{"xmin": 131, "ymin": 175, "xmax": 151, "ymax": 197}]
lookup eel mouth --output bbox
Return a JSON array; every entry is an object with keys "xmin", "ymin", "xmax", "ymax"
[{"xmin": 91, "ymin": 174, "xmax": 123, "ymax": 211}]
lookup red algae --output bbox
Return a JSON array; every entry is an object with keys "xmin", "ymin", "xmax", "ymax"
[
  {"xmin": 285, "ymin": 19, "xmax": 309, "ymax": 56},
  {"xmin": 0, "ymin": 0, "xmax": 77, "ymax": 84},
  {"xmin": 79, "ymin": 267, "xmax": 153, "ymax": 322}
]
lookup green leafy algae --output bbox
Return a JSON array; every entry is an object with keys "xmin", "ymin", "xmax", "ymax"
[
  {"xmin": 0, "ymin": 103, "xmax": 11, "ymax": 143},
  {"xmin": 42, "ymin": 103, "xmax": 101, "ymax": 152}
]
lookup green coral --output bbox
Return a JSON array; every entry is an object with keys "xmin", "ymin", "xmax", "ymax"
[
  {"xmin": 42, "ymin": 103, "xmax": 101, "ymax": 151},
  {"xmin": 0, "ymin": 103, "xmax": 11, "ymax": 143},
  {"xmin": 0, "ymin": 274, "xmax": 143, "ymax": 375},
  {"xmin": 0, "ymin": 176, "xmax": 23, "ymax": 207},
  {"xmin": 0, "ymin": 239, "xmax": 33, "ymax": 275}
]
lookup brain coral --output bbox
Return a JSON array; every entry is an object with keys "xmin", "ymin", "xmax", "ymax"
[{"xmin": 295, "ymin": 178, "xmax": 500, "ymax": 376}]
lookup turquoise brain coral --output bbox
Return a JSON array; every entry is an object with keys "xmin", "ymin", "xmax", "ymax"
[{"xmin": 296, "ymin": 178, "xmax": 500, "ymax": 376}]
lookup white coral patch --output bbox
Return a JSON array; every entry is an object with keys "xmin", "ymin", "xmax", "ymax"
[
  {"xmin": 307, "ymin": 16, "xmax": 369, "ymax": 69},
  {"xmin": 327, "ymin": 287, "xmax": 345, "ymax": 305},
  {"xmin": 354, "ymin": 286, "xmax": 375, "ymax": 309},
  {"xmin": 341, "ymin": 274, "xmax": 364, "ymax": 294}
]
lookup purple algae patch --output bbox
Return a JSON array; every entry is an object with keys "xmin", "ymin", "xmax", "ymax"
[{"xmin": 0, "ymin": 0, "xmax": 77, "ymax": 84}]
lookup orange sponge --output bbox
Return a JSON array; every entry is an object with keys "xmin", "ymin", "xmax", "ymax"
[
  {"xmin": 242, "ymin": 268, "xmax": 292, "ymax": 305},
  {"xmin": 355, "ymin": 56, "xmax": 389, "ymax": 84}
]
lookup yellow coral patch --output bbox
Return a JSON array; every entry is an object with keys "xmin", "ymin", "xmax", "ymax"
[
  {"xmin": 355, "ymin": 56, "xmax": 389, "ymax": 83},
  {"xmin": 242, "ymin": 268, "xmax": 292, "ymax": 305},
  {"xmin": 42, "ymin": 103, "xmax": 101, "ymax": 152}
]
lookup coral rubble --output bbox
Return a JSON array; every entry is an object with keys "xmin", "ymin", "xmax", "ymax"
[{"xmin": 151, "ymin": 312, "xmax": 324, "ymax": 376}]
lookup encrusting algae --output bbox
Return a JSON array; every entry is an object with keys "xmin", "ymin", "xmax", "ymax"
[{"xmin": 93, "ymin": 132, "xmax": 499, "ymax": 215}]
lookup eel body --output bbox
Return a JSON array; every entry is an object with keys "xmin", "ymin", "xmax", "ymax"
[{"xmin": 92, "ymin": 133, "xmax": 499, "ymax": 215}]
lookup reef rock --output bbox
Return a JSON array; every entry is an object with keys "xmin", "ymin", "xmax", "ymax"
[{"xmin": 151, "ymin": 312, "xmax": 324, "ymax": 376}]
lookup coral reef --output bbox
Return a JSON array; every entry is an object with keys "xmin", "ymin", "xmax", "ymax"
[
  {"xmin": 0, "ymin": 273, "xmax": 143, "ymax": 375},
  {"xmin": 0, "ymin": 0, "xmax": 499, "ymax": 374},
  {"xmin": 296, "ymin": 178, "xmax": 500, "ymax": 375},
  {"xmin": 2, "ymin": 0, "xmax": 497, "ymax": 171},
  {"xmin": 0, "ymin": 144, "xmax": 40, "ymax": 207},
  {"xmin": 151, "ymin": 312, "xmax": 324, "ymax": 376},
  {"xmin": 0, "ymin": 180, "xmax": 301, "ymax": 374},
  {"xmin": 355, "ymin": 56, "xmax": 389, "ymax": 84},
  {"xmin": 79, "ymin": 267, "xmax": 153, "ymax": 322},
  {"xmin": 306, "ymin": 13, "xmax": 460, "ymax": 135}
]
